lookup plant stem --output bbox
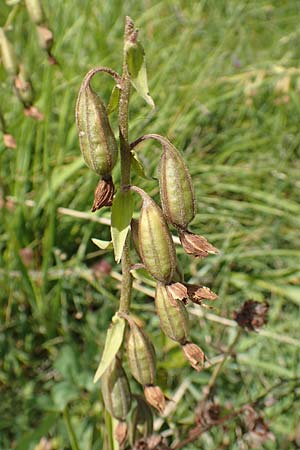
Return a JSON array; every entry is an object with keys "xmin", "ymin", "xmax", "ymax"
[
  {"xmin": 206, "ymin": 327, "xmax": 243, "ymax": 395},
  {"xmin": 63, "ymin": 406, "xmax": 81, "ymax": 450},
  {"xmin": 118, "ymin": 16, "xmax": 134, "ymax": 314}
]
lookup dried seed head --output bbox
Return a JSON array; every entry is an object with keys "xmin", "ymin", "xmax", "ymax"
[
  {"xmin": 127, "ymin": 318, "xmax": 156, "ymax": 386},
  {"xmin": 101, "ymin": 357, "xmax": 131, "ymax": 421},
  {"xmin": 0, "ymin": 28, "xmax": 18, "ymax": 76},
  {"xmin": 179, "ymin": 230, "xmax": 219, "ymax": 258},
  {"xmin": 181, "ymin": 342, "xmax": 204, "ymax": 371},
  {"xmin": 159, "ymin": 139, "xmax": 195, "ymax": 229},
  {"xmin": 155, "ymin": 282, "xmax": 189, "ymax": 344},
  {"xmin": 76, "ymin": 69, "xmax": 118, "ymax": 176},
  {"xmin": 24, "ymin": 0, "xmax": 45, "ymax": 25},
  {"xmin": 144, "ymin": 385, "xmax": 166, "ymax": 414},
  {"xmin": 186, "ymin": 284, "xmax": 218, "ymax": 305},
  {"xmin": 233, "ymin": 300, "xmax": 269, "ymax": 331},
  {"xmin": 115, "ymin": 421, "xmax": 128, "ymax": 449},
  {"xmin": 131, "ymin": 187, "xmax": 176, "ymax": 283},
  {"xmin": 91, "ymin": 175, "xmax": 115, "ymax": 211},
  {"xmin": 195, "ymin": 399, "xmax": 221, "ymax": 428}
]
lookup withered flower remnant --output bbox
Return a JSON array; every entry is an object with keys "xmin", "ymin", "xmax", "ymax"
[
  {"xmin": 233, "ymin": 300, "xmax": 269, "ymax": 331},
  {"xmin": 182, "ymin": 342, "xmax": 204, "ymax": 371},
  {"xmin": 179, "ymin": 230, "xmax": 219, "ymax": 259},
  {"xmin": 91, "ymin": 175, "xmax": 115, "ymax": 211},
  {"xmin": 144, "ymin": 385, "xmax": 166, "ymax": 414}
]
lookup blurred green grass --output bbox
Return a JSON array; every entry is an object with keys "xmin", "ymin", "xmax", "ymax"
[{"xmin": 0, "ymin": 1, "xmax": 300, "ymax": 449}]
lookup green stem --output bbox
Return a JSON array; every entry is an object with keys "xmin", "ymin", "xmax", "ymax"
[
  {"xmin": 118, "ymin": 17, "xmax": 135, "ymax": 314},
  {"xmin": 206, "ymin": 327, "xmax": 243, "ymax": 395},
  {"xmin": 63, "ymin": 406, "xmax": 81, "ymax": 450}
]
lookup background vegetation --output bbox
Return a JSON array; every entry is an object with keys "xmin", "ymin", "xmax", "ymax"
[{"xmin": 1, "ymin": 1, "xmax": 299, "ymax": 449}]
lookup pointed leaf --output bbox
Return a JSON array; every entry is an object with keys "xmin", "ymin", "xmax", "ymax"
[
  {"xmin": 93, "ymin": 315, "xmax": 126, "ymax": 383},
  {"xmin": 126, "ymin": 42, "xmax": 155, "ymax": 108},
  {"xmin": 111, "ymin": 190, "xmax": 134, "ymax": 263},
  {"xmin": 131, "ymin": 151, "xmax": 153, "ymax": 180},
  {"xmin": 107, "ymin": 85, "xmax": 120, "ymax": 115},
  {"xmin": 92, "ymin": 238, "xmax": 113, "ymax": 250}
]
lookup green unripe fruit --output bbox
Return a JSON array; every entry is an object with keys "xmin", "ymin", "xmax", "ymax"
[
  {"xmin": 159, "ymin": 139, "xmax": 195, "ymax": 229},
  {"xmin": 155, "ymin": 282, "xmax": 189, "ymax": 344},
  {"xmin": 131, "ymin": 187, "xmax": 176, "ymax": 283},
  {"xmin": 76, "ymin": 68, "xmax": 118, "ymax": 176},
  {"xmin": 24, "ymin": 0, "xmax": 45, "ymax": 25},
  {"xmin": 0, "ymin": 28, "xmax": 18, "ymax": 76},
  {"xmin": 127, "ymin": 319, "xmax": 156, "ymax": 386},
  {"xmin": 101, "ymin": 357, "xmax": 131, "ymax": 421}
]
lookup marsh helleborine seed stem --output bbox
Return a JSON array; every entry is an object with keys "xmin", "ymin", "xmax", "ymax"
[{"xmin": 118, "ymin": 17, "xmax": 135, "ymax": 314}]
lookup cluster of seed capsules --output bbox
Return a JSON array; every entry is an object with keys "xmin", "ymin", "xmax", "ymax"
[
  {"xmin": 76, "ymin": 62, "xmax": 219, "ymax": 442},
  {"xmin": 0, "ymin": 0, "xmax": 56, "ymax": 130}
]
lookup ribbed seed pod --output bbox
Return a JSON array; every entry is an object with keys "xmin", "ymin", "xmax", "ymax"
[
  {"xmin": 155, "ymin": 282, "xmax": 189, "ymax": 344},
  {"xmin": 131, "ymin": 186, "xmax": 176, "ymax": 283},
  {"xmin": 127, "ymin": 319, "xmax": 156, "ymax": 386},
  {"xmin": 0, "ymin": 28, "xmax": 18, "ymax": 76},
  {"xmin": 24, "ymin": 0, "xmax": 45, "ymax": 25},
  {"xmin": 130, "ymin": 218, "xmax": 142, "ymax": 260},
  {"xmin": 76, "ymin": 69, "xmax": 118, "ymax": 176},
  {"xmin": 159, "ymin": 139, "xmax": 195, "ymax": 229},
  {"xmin": 101, "ymin": 357, "xmax": 131, "ymax": 421}
]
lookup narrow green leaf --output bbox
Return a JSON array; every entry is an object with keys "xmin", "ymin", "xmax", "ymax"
[
  {"xmin": 92, "ymin": 238, "xmax": 113, "ymax": 250},
  {"xmin": 111, "ymin": 190, "xmax": 134, "ymax": 263},
  {"xmin": 126, "ymin": 42, "xmax": 155, "ymax": 108},
  {"xmin": 93, "ymin": 315, "xmax": 126, "ymax": 383},
  {"xmin": 15, "ymin": 413, "xmax": 57, "ymax": 450},
  {"xmin": 37, "ymin": 158, "xmax": 84, "ymax": 209},
  {"xmin": 107, "ymin": 85, "xmax": 120, "ymax": 115},
  {"xmin": 131, "ymin": 151, "xmax": 153, "ymax": 180}
]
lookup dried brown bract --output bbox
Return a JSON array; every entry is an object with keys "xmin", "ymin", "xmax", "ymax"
[
  {"xmin": 233, "ymin": 300, "xmax": 269, "ymax": 331},
  {"xmin": 91, "ymin": 176, "xmax": 115, "ymax": 211},
  {"xmin": 179, "ymin": 230, "xmax": 219, "ymax": 258}
]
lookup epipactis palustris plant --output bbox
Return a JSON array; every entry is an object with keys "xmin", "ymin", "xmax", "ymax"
[{"xmin": 75, "ymin": 17, "xmax": 219, "ymax": 446}]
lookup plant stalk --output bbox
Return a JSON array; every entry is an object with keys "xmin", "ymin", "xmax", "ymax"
[
  {"xmin": 206, "ymin": 327, "xmax": 243, "ymax": 395},
  {"xmin": 118, "ymin": 17, "xmax": 134, "ymax": 314}
]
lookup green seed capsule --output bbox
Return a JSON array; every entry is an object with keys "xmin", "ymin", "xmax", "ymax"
[
  {"xmin": 159, "ymin": 139, "xmax": 195, "ymax": 229},
  {"xmin": 0, "ymin": 28, "xmax": 18, "ymax": 76},
  {"xmin": 76, "ymin": 69, "xmax": 118, "ymax": 176},
  {"xmin": 131, "ymin": 187, "xmax": 176, "ymax": 283},
  {"xmin": 101, "ymin": 357, "xmax": 131, "ymax": 421},
  {"xmin": 155, "ymin": 282, "xmax": 189, "ymax": 344},
  {"xmin": 127, "ymin": 319, "xmax": 156, "ymax": 386},
  {"xmin": 24, "ymin": 0, "xmax": 45, "ymax": 25}
]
